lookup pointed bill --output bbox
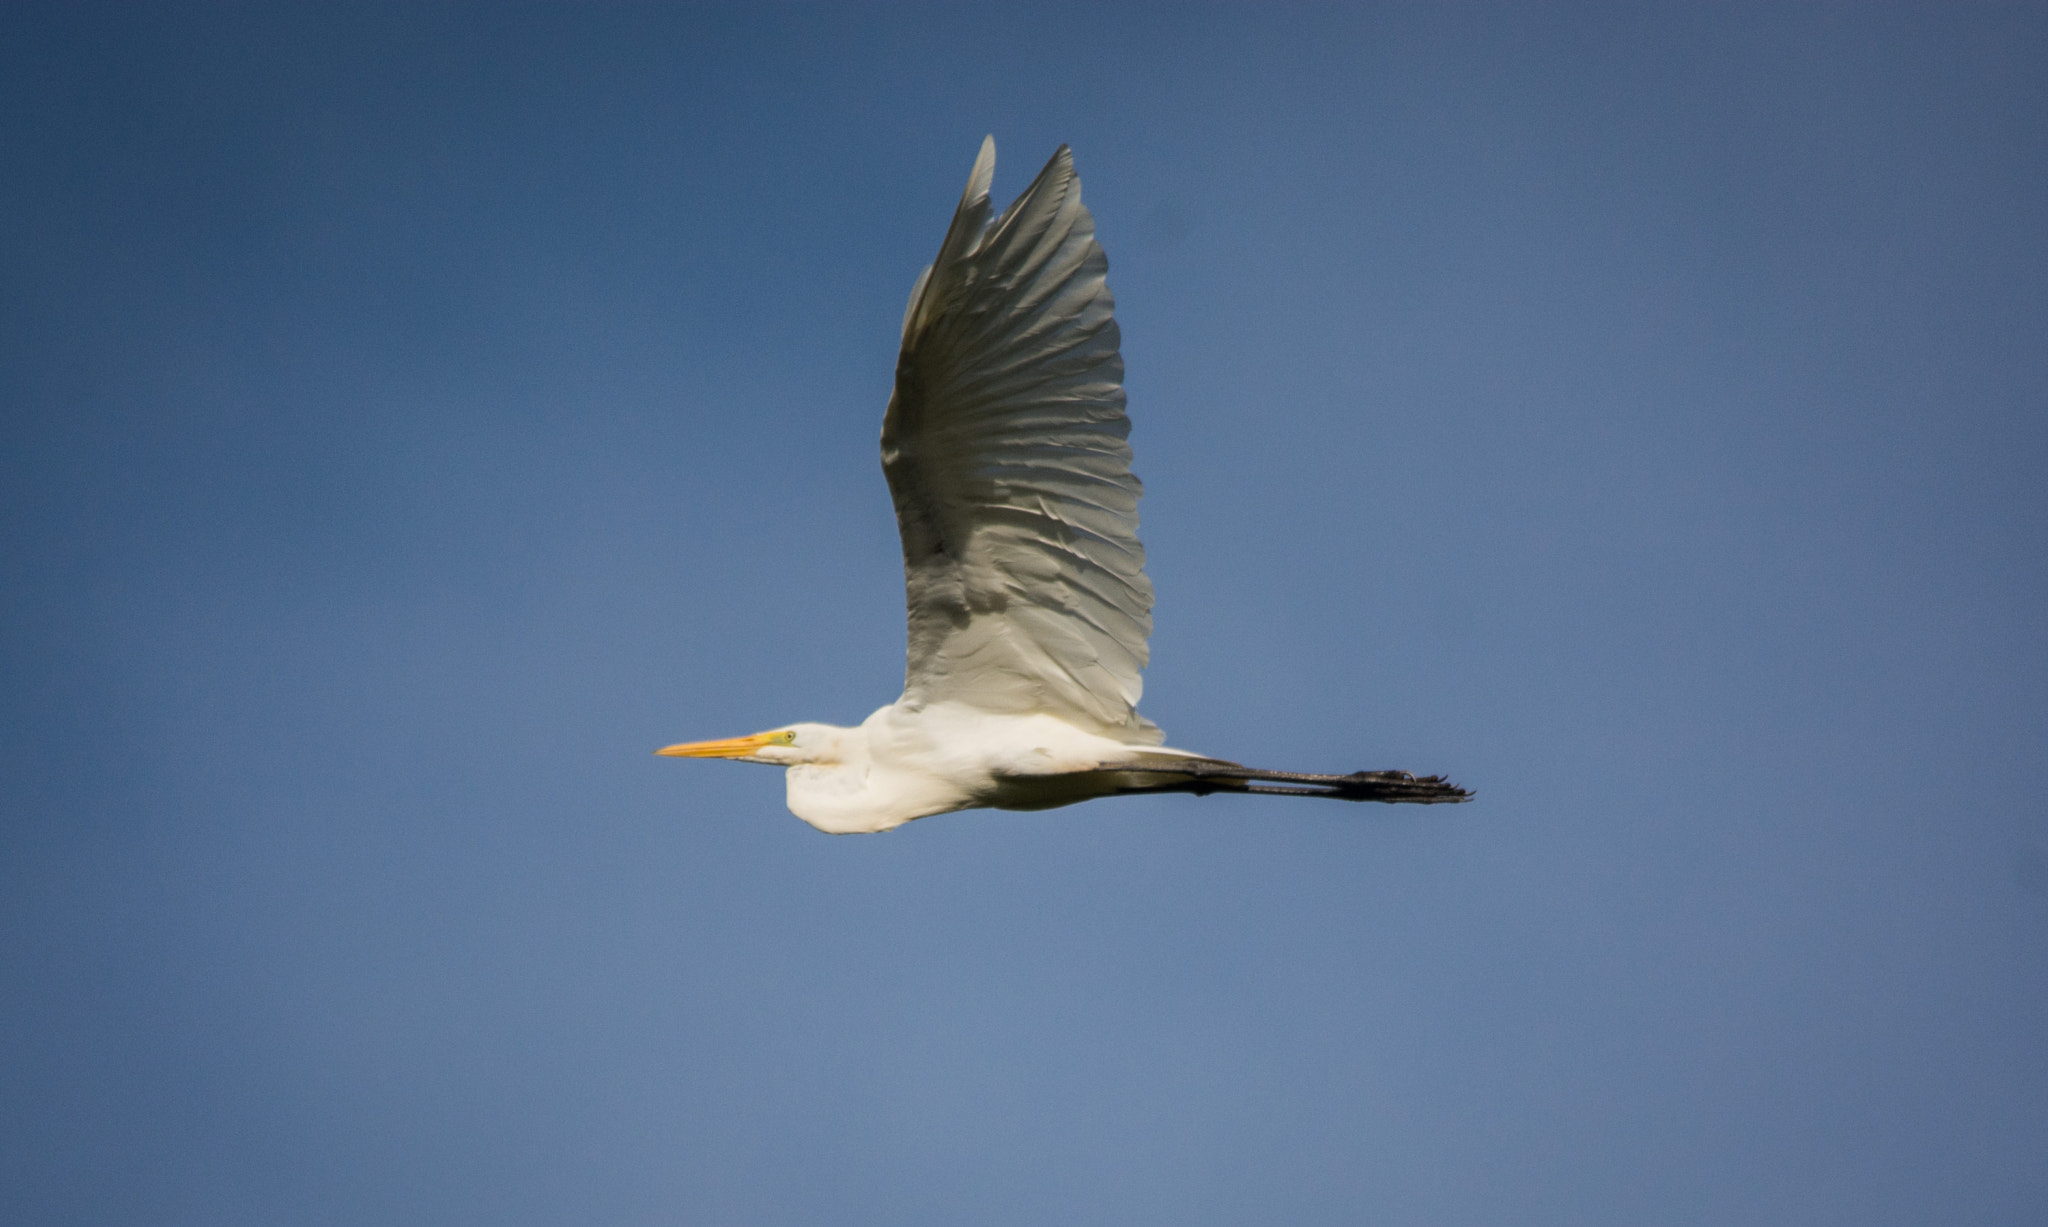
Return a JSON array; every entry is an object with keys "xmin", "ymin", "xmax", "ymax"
[{"xmin": 655, "ymin": 731, "xmax": 786, "ymax": 759}]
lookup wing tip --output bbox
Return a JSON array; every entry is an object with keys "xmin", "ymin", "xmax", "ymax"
[{"xmin": 964, "ymin": 135, "xmax": 996, "ymax": 206}]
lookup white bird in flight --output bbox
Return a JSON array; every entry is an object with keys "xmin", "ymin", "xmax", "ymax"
[{"xmin": 661, "ymin": 138, "xmax": 1469, "ymax": 833}]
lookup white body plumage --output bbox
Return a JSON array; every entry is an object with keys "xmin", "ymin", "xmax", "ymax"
[{"xmin": 757, "ymin": 706, "xmax": 1212, "ymax": 835}]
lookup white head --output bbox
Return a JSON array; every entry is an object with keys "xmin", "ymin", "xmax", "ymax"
[{"xmin": 655, "ymin": 722, "xmax": 847, "ymax": 767}]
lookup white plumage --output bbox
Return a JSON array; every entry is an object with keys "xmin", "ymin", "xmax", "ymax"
[
  {"xmin": 661, "ymin": 138, "xmax": 1467, "ymax": 833},
  {"xmin": 889, "ymin": 138, "xmax": 1157, "ymax": 745}
]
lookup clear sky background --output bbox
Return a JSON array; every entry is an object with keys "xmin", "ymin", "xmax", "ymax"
[{"xmin": 4, "ymin": 4, "xmax": 2045, "ymax": 1224}]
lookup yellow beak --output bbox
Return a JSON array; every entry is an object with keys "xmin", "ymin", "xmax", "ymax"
[{"xmin": 655, "ymin": 730, "xmax": 786, "ymax": 759}]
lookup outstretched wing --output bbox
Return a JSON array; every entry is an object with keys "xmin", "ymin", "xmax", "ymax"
[{"xmin": 881, "ymin": 138, "xmax": 1161, "ymax": 743}]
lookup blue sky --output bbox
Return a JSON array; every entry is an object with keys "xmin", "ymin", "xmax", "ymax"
[{"xmin": 3, "ymin": 4, "xmax": 2045, "ymax": 1223}]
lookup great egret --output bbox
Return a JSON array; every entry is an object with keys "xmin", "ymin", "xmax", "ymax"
[{"xmin": 661, "ymin": 138, "xmax": 1469, "ymax": 833}]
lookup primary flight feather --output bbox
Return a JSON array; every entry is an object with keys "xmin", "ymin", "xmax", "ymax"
[{"xmin": 660, "ymin": 137, "xmax": 1468, "ymax": 833}]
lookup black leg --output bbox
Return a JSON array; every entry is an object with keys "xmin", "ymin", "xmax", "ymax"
[{"xmin": 1117, "ymin": 762, "xmax": 1472, "ymax": 804}]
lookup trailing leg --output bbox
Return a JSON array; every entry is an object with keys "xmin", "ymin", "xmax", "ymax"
[{"xmin": 1115, "ymin": 761, "xmax": 1471, "ymax": 804}]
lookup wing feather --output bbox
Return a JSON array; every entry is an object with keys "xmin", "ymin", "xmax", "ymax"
[{"xmin": 881, "ymin": 138, "xmax": 1161, "ymax": 742}]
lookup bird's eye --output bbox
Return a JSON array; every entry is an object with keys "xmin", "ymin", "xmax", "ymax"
[{"xmin": 780, "ymin": 731, "xmax": 797, "ymax": 743}]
